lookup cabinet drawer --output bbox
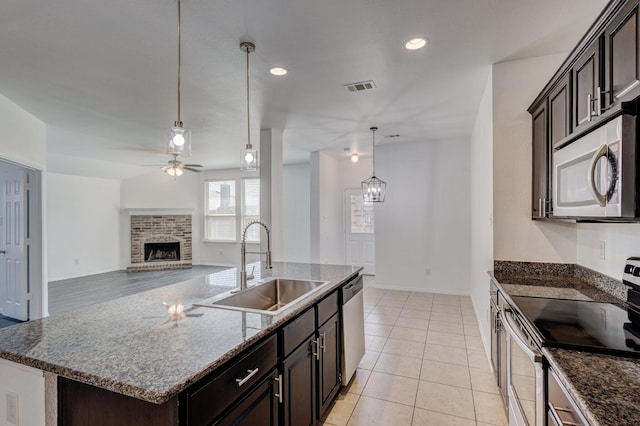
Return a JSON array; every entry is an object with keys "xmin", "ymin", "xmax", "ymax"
[
  {"xmin": 317, "ymin": 291, "xmax": 338, "ymax": 327},
  {"xmin": 281, "ymin": 307, "xmax": 315, "ymax": 357},
  {"xmin": 186, "ymin": 334, "xmax": 277, "ymax": 426}
]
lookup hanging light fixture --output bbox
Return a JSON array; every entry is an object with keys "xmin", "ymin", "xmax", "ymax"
[
  {"xmin": 167, "ymin": 0, "xmax": 191, "ymax": 157},
  {"xmin": 240, "ymin": 41, "xmax": 257, "ymax": 171},
  {"xmin": 362, "ymin": 126, "xmax": 387, "ymax": 202}
]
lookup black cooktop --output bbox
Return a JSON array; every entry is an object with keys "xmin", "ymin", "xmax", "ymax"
[{"xmin": 511, "ymin": 295, "xmax": 640, "ymax": 358}]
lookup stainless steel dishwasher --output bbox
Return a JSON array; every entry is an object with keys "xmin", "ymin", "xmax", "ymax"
[{"xmin": 340, "ymin": 274, "xmax": 365, "ymax": 385}]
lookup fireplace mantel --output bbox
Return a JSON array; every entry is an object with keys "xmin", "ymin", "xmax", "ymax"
[{"xmin": 123, "ymin": 208, "xmax": 194, "ymax": 216}]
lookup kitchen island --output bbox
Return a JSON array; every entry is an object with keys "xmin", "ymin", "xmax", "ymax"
[
  {"xmin": 491, "ymin": 262, "xmax": 640, "ymax": 426},
  {"xmin": 0, "ymin": 262, "xmax": 362, "ymax": 425}
]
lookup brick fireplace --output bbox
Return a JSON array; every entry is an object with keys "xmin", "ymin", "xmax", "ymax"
[{"xmin": 127, "ymin": 214, "xmax": 192, "ymax": 272}]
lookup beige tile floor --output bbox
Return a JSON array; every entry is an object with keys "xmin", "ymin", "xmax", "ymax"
[{"xmin": 321, "ymin": 276, "xmax": 507, "ymax": 426}]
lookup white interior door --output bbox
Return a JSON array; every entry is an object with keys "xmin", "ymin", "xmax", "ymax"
[
  {"xmin": 1, "ymin": 167, "xmax": 28, "ymax": 320},
  {"xmin": 344, "ymin": 189, "xmax": 375, "ymax": 274}
]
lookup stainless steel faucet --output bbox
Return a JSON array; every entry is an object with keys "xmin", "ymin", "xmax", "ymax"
[{"xmin": 238, "ymin": 220, "xmax": 272, "ymax": 291}]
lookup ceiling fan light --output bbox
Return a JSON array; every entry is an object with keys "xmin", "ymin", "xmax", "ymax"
[{"xmin": 168, "ymin": 125, "xmax": 191, "ymax": 156}]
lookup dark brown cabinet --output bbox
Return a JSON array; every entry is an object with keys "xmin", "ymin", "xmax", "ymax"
[
  {"xmin": 604, "ymin": 0, "xmax": 640, "ymax": 107},
  {"xmin": 282, "ymin": 334, "xmax": 317, "ymax": 426},
  {"xmin": 215, "ymin": 369, "xmax": 280, "ymax": 426},
  {"xmin": 280, "ymin": 290, "xmax": 342, "ymax": 425},
  {"xmin": 531, "ymin": 99, "xmax": 549, "ymax": 218},
  {"xmin": 549, "ymin": 75, "xmax": 572, "ymax": 146},
  {"xmin": 572, "ymin": 39, "xmax": 602, "ymax": 132},
  {"xmin": 529, "ymin": 0, "xmax": 640, "ymax": 221},
  {"xmin": 318, "ymin": 312, "xmax": 341, "ymax": 416}
]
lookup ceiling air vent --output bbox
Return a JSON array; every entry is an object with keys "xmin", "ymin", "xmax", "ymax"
[{"xmin": 344, "ymin": 80, "xmax": 376, "ymax": 93}]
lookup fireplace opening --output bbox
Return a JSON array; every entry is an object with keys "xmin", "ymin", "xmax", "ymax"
[{"xmin": 144, "ymin": 242, "xmax": 181, "ymax": 262}]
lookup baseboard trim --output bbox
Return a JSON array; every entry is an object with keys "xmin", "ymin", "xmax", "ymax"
[{"xmin": 372, "ymin": 284, "xmax": 470, "ymax": 297}]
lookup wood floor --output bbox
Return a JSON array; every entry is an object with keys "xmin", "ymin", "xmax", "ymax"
[{"xmin": 0, "ymin": 265, "xmax": 229, "ymax": 329}]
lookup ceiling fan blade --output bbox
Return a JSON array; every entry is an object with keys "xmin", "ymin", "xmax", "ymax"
[
  {"xmin": 183, "ymin": 167, "xmax": 201, "ymax": 173},
  {"xmin": 183, "ymin": 164, "xmax": 203, "ymax": 168}
]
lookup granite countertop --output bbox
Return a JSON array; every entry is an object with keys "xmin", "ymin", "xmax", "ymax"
[
  {"xmin": 0, "ymin": 262, "xmax": 361, "ymax": 404},
  {"xmin": 491, "ymin": 266, "xmax": 638, "ymax": 425},
  {"xmin": 544, "ymin": 347, "xmax": 640, "ymax": 426}
]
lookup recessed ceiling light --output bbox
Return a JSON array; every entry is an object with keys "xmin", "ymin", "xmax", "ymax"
[
  {"xmin": 270, "ymin": 67, "xmax": 288, "ymax": 76},
  {"xmin": 404, "ymin": 37, "xmax": 429, "ymax": 50}
]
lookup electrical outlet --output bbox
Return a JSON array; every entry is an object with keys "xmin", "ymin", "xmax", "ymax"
[
  {"xmin": 598, "ymin": 240, "xmax": 606, "ymax": 260},
  {"xmin": 74, "ymin": 258, "xmax": 79, "ymax": 265},
  {"xmin": 425, "ymin": 268, "xmax": 431, "ymax": 276},
  {"xmin": 7, "ymin": 391, "xmax": 19, "ymax": 425}
]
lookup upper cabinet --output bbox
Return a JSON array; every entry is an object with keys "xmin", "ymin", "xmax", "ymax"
[
  {"xmin": 528, "ymin": 0, "xmax": 639, "ymax": 219},
  {"xmin": 572, "ymin": 38, "xmax": 602, "ymax": 133},
  {"xmin": 604, "ymin": 0, "xmax": 640, "ymax": 107}
]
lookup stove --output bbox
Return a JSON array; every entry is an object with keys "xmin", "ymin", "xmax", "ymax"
[{"xmin": 510, "ymin": 257, "xmax": 640, "ymax": 359}]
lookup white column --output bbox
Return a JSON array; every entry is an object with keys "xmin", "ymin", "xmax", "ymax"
[{"xmin": 259, "ymin": 129, "xmax": 283, "ymax": 259}]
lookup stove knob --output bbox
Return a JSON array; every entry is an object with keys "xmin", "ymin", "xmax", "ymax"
[
  {"xmin": 626, "ymin": 264, "xmax": 635, "ymax": 274},
  {"xmin": 634, "ymin": 267, "xmax": 640, "ymax": 277}
]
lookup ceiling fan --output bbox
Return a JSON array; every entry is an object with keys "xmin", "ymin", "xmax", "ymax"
[{"xmin": 143, "ymin": 154, "xmax": 202, "ymax": 176}]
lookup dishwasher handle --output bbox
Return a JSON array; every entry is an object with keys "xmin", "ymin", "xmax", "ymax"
[{"xmin": 341, "ymin": 275, "xmax": 363, "ymax": 304}]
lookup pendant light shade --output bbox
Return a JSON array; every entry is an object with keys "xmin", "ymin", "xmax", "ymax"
[
  {"xmin": 362, "ymin": 127, "xmax": 386, "ymax": 202},
  {"xmin": 167, "ymin": 0, "xmax": 191, "ymax": 157},
  {"xmin": 240, "ymin": 41, "xmax": 257, "ymax": 171}
]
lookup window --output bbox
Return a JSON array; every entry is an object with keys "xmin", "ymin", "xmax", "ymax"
[
  {"xmin": 242, "ymin": 178, "xmax": 260, "ymax": 242},
  {"xmin": 205, "ymin": 178, "xmax": 260, "ymax": 242}
]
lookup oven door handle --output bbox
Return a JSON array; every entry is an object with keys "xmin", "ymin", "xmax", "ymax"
[
  {"xmin": 587, "ymin": 144, "xmax": 608, "ymax": 207},
  {"xmin": 500, "ymin": 307, "xmax": 543, "ymax": 363}
]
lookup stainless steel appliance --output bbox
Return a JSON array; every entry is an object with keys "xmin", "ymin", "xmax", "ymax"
[
  {"xmin": 500, "ymin": 305, "xmax": 545, "ymax": 426},
  {"xmin": 552, "ymin": 108, "xmax": 640, "ymax": 219},
  {"xmin": 340, "ymin": 275, "xmax": 365, "ymax": 385},
  {"xmin": 547, "ymin": 367, "xmax": 588, "ymax": 426}
]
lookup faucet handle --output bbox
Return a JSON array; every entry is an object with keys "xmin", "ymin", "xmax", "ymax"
[{"xmin": 246, "ymin": 265, "xmax": 255, "ymax": 281}]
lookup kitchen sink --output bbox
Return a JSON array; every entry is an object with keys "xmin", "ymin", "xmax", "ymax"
[{"xmin": 194, "ymin": 278, "xmax": 330, "ymax": 315}]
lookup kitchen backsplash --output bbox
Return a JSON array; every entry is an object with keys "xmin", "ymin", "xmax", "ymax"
[{"xmin": 494, "ymin": 260, "xmax": 627, "ymax": 301}]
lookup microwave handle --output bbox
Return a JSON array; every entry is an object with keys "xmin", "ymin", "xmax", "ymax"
[{"xmin": 588, "ymin": 144, "xmax": 608, "ymax": 207}]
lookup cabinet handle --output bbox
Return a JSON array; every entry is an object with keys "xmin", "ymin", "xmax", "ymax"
[
  {"xmin": 311, "ymin": 339, "xmax": 320, "ymax": 360},
  {"xmin": 274, "ymin": 374, "xmax": 283, "ymax": 403},
  {"xmin": 235, "ymin": 368, "xmax": 259, "ymax": 387},
  {"xmin": 319, "ymin": 333, "xmax": 326, "ymax": 353},
  {"xmin": 538, "ymin": 198, "xmax": 542, "ymax": 217},
  {"xmin": 548, "ymin": 403, "xmax": 581, "ymax": 426},
  {"xmin": 587, "ymin": 93, "xmax": 592, "ymax": 122},
  {"xmin": 595, "ymin": 86, "xmax": 602, "ymax": 117}
]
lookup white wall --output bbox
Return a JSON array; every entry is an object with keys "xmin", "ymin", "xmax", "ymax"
[
  {"xmin": 577, "ymin": 223, "xmax": 640, "ymax": 278},
  {"xmin": 282, "ymin": 163, "xmax": 311, "ymax": 263},
  {"xmin": 493, "ymin": 54, "xmax": 577, "ymax": 263},
  {"xmin": 469, "ymin": 70, "xmax": 494, "ymax": 353},
  {"xmin": 310, "ymin": 152, "xmax": 344, "ymax": 265},
  {"xmin": 0, "ymin": 94, "xmax": 46, "ymax": 170},
  {"xmin": 375, "ymin": 140, "xmax": 471, "ymax": 294},
  {"xmin": 0, "ymin": 360, "xmax": 45, "ymax": 426},
  {"xmin": 47, "ymin": 173, "xmax": 121, "ymax": 280}
]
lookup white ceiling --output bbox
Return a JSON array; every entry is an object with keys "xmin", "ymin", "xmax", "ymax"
[{"xmin": 0, "ymin": 0, "xmax": 607, "ymax": 179}]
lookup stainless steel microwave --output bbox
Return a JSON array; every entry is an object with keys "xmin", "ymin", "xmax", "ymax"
[{"xmin": 552, "ymin": 114, "xmax": 639, "ymax": 219}]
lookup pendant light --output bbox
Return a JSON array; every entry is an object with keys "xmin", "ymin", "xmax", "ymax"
[
  {"xmin": 362, "ymin": 126, "xmax": 387, "ymax": 202},
  {"xmin": 167, "ymin": 0, "xmax": 191, "ymax": 157},
  {"xmin": 240, "ymin": 41, "xmax": 257, "ymax": 171}
]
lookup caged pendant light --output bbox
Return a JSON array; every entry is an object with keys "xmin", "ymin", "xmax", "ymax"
[
  {"xmin": 167, "ymin": 0, "xmax": 191, "ymax": 157},
  {"xmin": 362, "ymin": 126, "xmax": 387, "ymax": 202},
  {"xmin": 240, "ymin": 41, "xmax": 257, "ymax": 171}
]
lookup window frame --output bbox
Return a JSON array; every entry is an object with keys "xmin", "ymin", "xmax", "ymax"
[{"xmin": 204, "ymin": 177, "xmax": 260, "ymax": 243}]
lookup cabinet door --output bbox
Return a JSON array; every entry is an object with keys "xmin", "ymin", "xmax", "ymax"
[
  {"xmin": 282, "ymin": 335, "xmax": 317, "ymax": 426},
  {"xmin": 318, "ymin": 312, "xmax": 341, "ymax": 417},
  {"xmin": 573, "ymin": 39, "xmax": 602, "ymax": 131},
  {"xmin": 215, "ymin": 369, "xmax": 279, "ymax": 426},
  {"xmin": 531, "ymin": 100, "xmax": 549, "ymax": 218},
  {"xmin": 549, "ymin": 75, "xmax": 571, "ymax": 146},
  {"xmin": 604, "ymin": 0, "xmax": 640, "ymax": 107}
]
